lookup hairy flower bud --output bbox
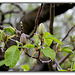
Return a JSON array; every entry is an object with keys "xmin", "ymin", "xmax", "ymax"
[
  {"xmin": 38, "ymin": 23, "xmax": 45, "ymax": 36},
  {"xmin": 20, "ymin": 33, "xmax": 26, "ymax": 45}
]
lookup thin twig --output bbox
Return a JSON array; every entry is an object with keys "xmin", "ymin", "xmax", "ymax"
[
  {"xmin": 0, "ymin": 22, "xmax": 13, "ymax": 27},
  {"xmin": 54, "ymin": 46, "xmax": 75, "ymax": 68},
  {"xmin": 59, "ymin": 46, "xmax": 75, "ymax": 65},
  {"xmin": 11, "ymin": 3, "xmax": 23, "ymax": 11},
  {"xmin": 25, "ymin": 52, "xmax": 38, "ymax": 59},
  {"xmin": 62, "ymin": 25, "xmax": 75, "ymax": 41},
  {"xmin": 29, "ymin": 3, "xmax": 43, "ymax": 38},
  {"xmin": 53, "ymin": 25, "xmax": 75, "ymax": 45},
  {"xmin": 54, "ymin": 58, "xmax": 62, "ymax": 70},
  {"xmin": 3, "ymin": 10, "xmax": 20, "ymax": 15},
  {"xmin": 25, "ymin": 52, "xmax": 51, "ymax": 63}
]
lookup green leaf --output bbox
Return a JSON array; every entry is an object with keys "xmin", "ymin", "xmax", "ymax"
[
  {"xmin": 5, "ymin": 45, "xmax": 20, "ymax": 68},
  {"xmin": 41, "ymin": 47, "xmax": 56, "ymax": 61},
  {"xmin": 21, "ymin": 64, "xmax": 30, "ymax": 71},
  {"xmin": 44, "ymin": 32, "xmax": 63, "ymax": 44},
  {"xmin": 34, "ymin": 34, "xmax": 40, "ymax": 46},
  {"xmin": 59, "ymin": 70, "xmax": 67, "ymax": 71},
  {"xmin": 0, "ymin": 30, "xmax": 5, "ymax": 40},
  {"xmin": 4, "ymin": 26, "xmax": 15, "ymax": 34},
  {"xmin": 24, "ymin": 44, "xmax": 35, "ymax": 48},
  {"xmin": 61, "ymin": 47, "xmax": 73, "ymax": 53},
  {"xmin": 44, "ymin": 38, "xmax": 52, "ymax": 47},
  {"xmin": 0, "ymin": 60, "xmax": 5, "ymax": 66},
  {"xmin": 0, "ymin": 34, "xmax": 2, "ymax": 41}
]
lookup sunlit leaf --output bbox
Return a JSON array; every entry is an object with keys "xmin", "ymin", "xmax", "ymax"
[
  {"xmin": 24, "ymin": 44, "xmax": 35, "ymax": 48},
  {"xmin": 61, "ymin": 47, "xmax": 73, "ymax": 53},
  {"xmin": 21, "ymin": 64, "xmax": 30, "ymax": 71},
  {"xmin": 0, "ymin": 60, "xmax": 5, "ymax": 66},
  {"xmin": 34, "ymin": 34, "xmax": 40, "ymax": 46},
  {"xmin": 4, "ymin": 26, "xmax": 15, "ymax": 34},
  {"xmin": 44, "ymin": 38, "xmax": 52, "ymax": 47},
  {"xmin": 5, "ymin": 45, "xmax": 20, "ymax": 68},
  {"xmin": 0, "ymin": 30, "xmax": 5, "ymax": 40},
  {"xmin": 0, "ymin": 34, "xmax": 2, "ymax": 41},
  {"xmin": 41, "ymin": 47, "xmax": 56, "ymax": 61},
  {"xmin": 59, "ymin": 70, "xmax": 67, "ymax": 71},
  {"xmin": 43, "ymin": 32, "xmax": 63, "ymax": 44}
]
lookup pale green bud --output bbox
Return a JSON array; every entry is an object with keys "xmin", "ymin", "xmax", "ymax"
[{"xmin": 38, "ymin": 23, "xmax": 45, "ymax": 35}]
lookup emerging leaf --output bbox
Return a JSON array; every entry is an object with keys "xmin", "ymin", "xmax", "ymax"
[
  {"xmin": 0, "ymin": 60, "xmax": 5, "ymax": 66},
  {"xmin": 44, "ymin": 38, "xmax": 52, "ymax": 47},
  {"xmin": 61, "ymin": 47, "xmax": 73, "ymax": 53},
  {"xmin": 34, "ymin": 34, "xmax": 40, "ymax": 46},
  {"xmin": 4, "ymin": 26, "xmax": 15, "ymax": 34},
  {"xmin": 0, "ymin": 30, "xmax": 5, "ymax": 41},
  {"xmin": 24, "ymin": 44, "xmax": 35, "ymax": 48},
  {"xmin": 0, "ymin": 34, "xmax": 2, "ymax": 41},
  {"xmin": 21, "ymin": 64, "xmax": 30, "ymax": 71},
  {"xmin": 43, "ymin": 32, "xmax": 63, "ymax": 45},
  {"xmin": 41, "ymin": 47, "xmax": 56, "ymax": 61},
  {"xmin": 5, "ymin": 45, "xmax": 20, "ymax": 68},
  {"xmin": 59, "ymin": 70, "xmax": 67, "ymax": 71}
]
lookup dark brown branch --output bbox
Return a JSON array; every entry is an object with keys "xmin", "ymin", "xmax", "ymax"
[
  {"xmin": 19, "ymin": 3, "xmax": 75, "ymax": 34},
  {"xmin": 0, "ymin": 25, "xmax": 4, "ymax": 30},
  {"xmin": 49, "ymin": 4, "xmax": 55, "ymax": 35},
  {"xmin": 62, "ymin": 25, "xmax": 75, "ymax": 41},
  {"xmin": 25, "ymin": 52, "xmax": 51, "ymax": 63},
  {"xmin": 25, "ymin": 52, "xmax": 38, "ymax": 59},
  {"xmin": 3, "ymin": 10, "xmax": 20, "ymax": 15},
  {"xmin": 48, "ymin": 3, "xmax": 55, "ymax": 71},
  {"xmin": 11, "ymin": 3, "xmax": 23, "ymax": 11},
  {"xmin": 29, "ymin": 3, "xmax": 43, "ymax": 38},
  {"xmin": 0, "ymin": 22, "xmax": 13, "ymax": 27}
]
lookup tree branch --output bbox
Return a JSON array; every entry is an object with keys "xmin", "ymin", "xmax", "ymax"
[
  {"xmin": 48, "ymin": 3, "xmax": 55, "ymax": 71},
  {"xmin": 62, "ymin": 25, "xmax": 75, "ymax": 41},
  {"xmin": 54, "ymin": 58, "xmax": 62, "ymax": 70},
  {"xmin": 28, "ymin": 3, "xmax": 43, "ymax": 38},
  {"xmin": 19, "ymin": 3, "xmax": 75, "ymax": 34},
  {"xmin": 54, "ymin": 46, "xmax": 75, "ymax": 68},
  {"xmin": 11, "ymin": 3, "xmax": 23, "ymax": 11}
]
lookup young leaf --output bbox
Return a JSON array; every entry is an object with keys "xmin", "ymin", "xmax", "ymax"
[
  {"xmin": 61, "ymin": 47, "xmax": 73, "ymax": 53},
  {"xmin": 24, "ymin": 44, "xmax": 35, "ymax": 48},
  {"xmin": 44, "ymin": 38, "xmax": 52, "ymax": 47},
  {"xmin": 59, "ymin": 70, "xmax": 67, "ymax": 71},
  {"xmin": 0, "ymin": 60, "xmax": 5, "ymax": 66},
  {"xmin": 4, "ymin": 26, "xmax": 15, "ymax": 34},
  {"xmin": 41, "ymin": 47, "xmax": 56, "ymax": 61},
  {"xmin": 5, "ymin": 45, "xmax": 20, "ymax": 68},
  {"xmin": 44, "ymin": 32, "xmax": 63, "ymax": 44},
  {"xmin": 21, "ymin": 64, "xmax": 30, "ymax": 71},
  {"xmin": 0, "ymin": 30, "xmax": 5, "ymax": 41},
  {"xmin": 34, "ymin": 34, "xmax": 40, "ymax": 46},
  {"xmin": 0, "ymin": 34, "xmax": 2, "ymax": 41}
]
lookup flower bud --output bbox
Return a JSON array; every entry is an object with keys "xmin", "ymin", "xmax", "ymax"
[
  {"xmin": 38, "ymin": 23, "xmax": 45, "ymax": 36},
  {"xmin": 20, "ymin": 33, "xmax": 26, "ymax": 45}
]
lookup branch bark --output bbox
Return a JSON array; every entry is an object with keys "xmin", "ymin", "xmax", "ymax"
[{"xmin": 17, "ymin": 3, "xmax": 75, "ymax": 34}]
